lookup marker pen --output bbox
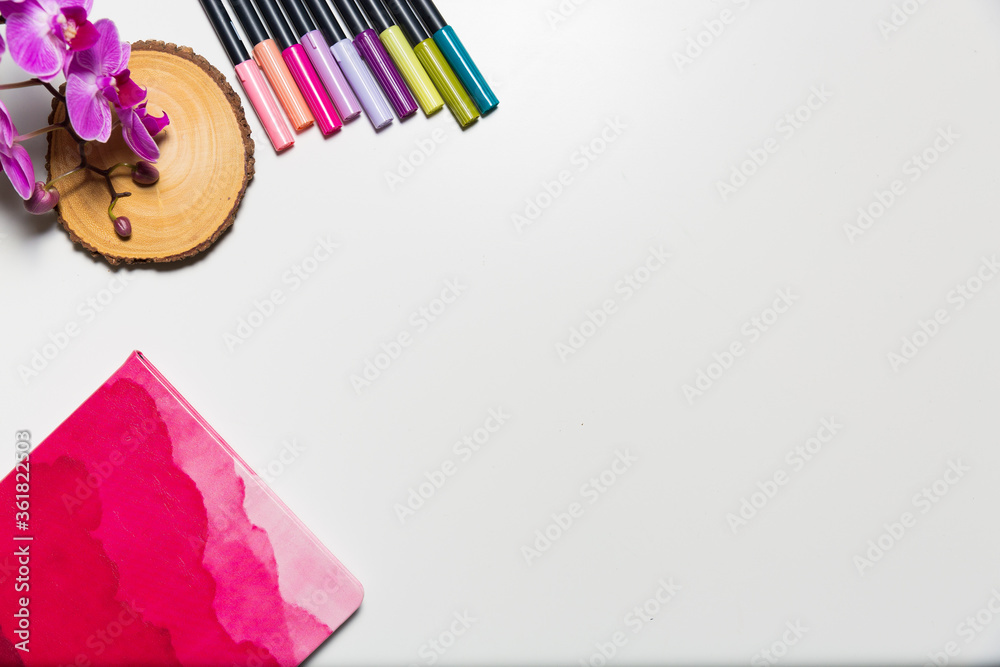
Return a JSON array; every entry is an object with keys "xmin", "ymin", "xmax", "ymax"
[
  {"xmin": 358, "ymin": 0, "xmax": 442, "ymax": 116},
  {"xmin": 230, "ymin": 0, "xmax": 314, "ymax": 131},
  {"xmin": 409, "ymin": 0, "xmax": 498, "ymax": 114},
  {"xmin": 301, "ymin": 0, "xmax": 393, "ymax": 130},
  {"xmin": 199, "ymin": 0, "xmax": 294, "ymax": 151},
  {"xmin": 331, "ymin": 0, "xmax": 417, "ymax": 119},
  {"xmin": 278, "ymin": 0, "xmax": 361, "ymax": 122},
  {"xmin": 385, "ymin": 0, "xmax": 477, "ymax": 127},
  {"xmin": 252, "ymin": 0, "xmax": 342, "ymax": 135}
]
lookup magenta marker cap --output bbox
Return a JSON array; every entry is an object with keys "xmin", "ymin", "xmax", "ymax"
[{"xmin": 279, "ymin": 0, "xmax": 362, "ymax": 122}]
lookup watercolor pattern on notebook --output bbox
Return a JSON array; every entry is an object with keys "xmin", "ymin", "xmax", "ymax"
[{"xmin": 0, "ymin": 351, "xmax": 362, "ymax": 666}]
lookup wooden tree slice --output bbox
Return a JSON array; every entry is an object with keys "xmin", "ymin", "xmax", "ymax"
[{"xmin": 47, "ymin": 41, "xmax": 254, "ymax": 265}]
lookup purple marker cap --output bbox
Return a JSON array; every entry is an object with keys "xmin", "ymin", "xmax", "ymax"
[
  {"xmin": 331, "ymin": 0, "xmax": 417, "ymax": 119},
  {"xmin": 352, "ymin": 28, "xmax": 417, "ymax": 119}
]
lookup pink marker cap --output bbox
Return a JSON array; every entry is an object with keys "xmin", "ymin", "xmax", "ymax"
[
  {"xmin": 282, "ymin": 44, "xmax": 343, "ymax": 136},
  {"xmin": 235, "ymin": 59, "xmax": 295, "ymax": 152}
]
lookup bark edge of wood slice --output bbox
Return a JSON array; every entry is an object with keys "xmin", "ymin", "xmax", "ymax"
[{"xmin": 46, "ymin": 41, "xmax": 255, "ymax": 266}]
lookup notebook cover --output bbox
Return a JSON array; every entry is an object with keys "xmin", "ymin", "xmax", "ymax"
[{"xmin": 0, "ymin": 351, "xmax": 363, "ymax": 666}]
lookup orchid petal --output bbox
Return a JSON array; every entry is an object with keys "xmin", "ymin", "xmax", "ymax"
[
  {"xmin": 62, "ymin": 7, "xmax": 98, "ymax": 52},
  {"xmin": 0, "ymin": 142, "xmax": 36, "ymax": 199},
  {"xmin": 56, "ymin": 0, "xmax": 92, "ymax": 11},
  {"xmin": 119, "ymin": 106, "xmax": 159, "ymax": 162},
  {"xmin": 67, "ymin": 16, "xmax": 118, "ymax": 76},
  {"xmin": 5, "ymin": 2, "xmax": 66, "ymax": 78},
  {"xmin": 115, "ymin": 72, "xmax": 146, "ymax": 109},
  {"xmin": 92, "ymin": 18, "xmax": 124, "ymax": 74},
  {"xmin": 0, "ymin": 0, "xmax": 31, "ymax": 19},
  {"xmin": 68, "ymin": 19, "xmax": 98, "ymax": 51},
  {"xmin": 0, "ymin": 99, "xmax": 14, "ymax": 147},
  {"xmin": 141, "ymin": 105, "xmax": 169, "ymax": 137},
  {"xmin": 66, "ymin": 71, "xmax": 111, "ymax": 141}
]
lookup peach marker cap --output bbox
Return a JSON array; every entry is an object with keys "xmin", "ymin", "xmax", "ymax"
[{"xmin": 253, "ymin": 39, "xmax": 315, "ymax": 131}]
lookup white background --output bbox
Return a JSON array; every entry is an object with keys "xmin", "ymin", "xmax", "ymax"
[{"xmin": 2, "ymin": 0, "xmax": 1000, "ymax": 664}]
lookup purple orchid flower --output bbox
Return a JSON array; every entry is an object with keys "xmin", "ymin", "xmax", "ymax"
[
  {"xmin": 65, "ymin": 18, "xmax": 128, "ymax": 142},
  {"xmin": 0, "ymin": 0, "xmax": 99, "ymax": 79},
  {"xmin": 117, "ymin": 101, "xmax": 169, "ymax": 162},
  {"xmin": 0, "ymin": 99, "xmax": 37, "ymax": 200},
  {"xmin": 66, "ymin": 20, "xmax": 168, "ymax": 161}
]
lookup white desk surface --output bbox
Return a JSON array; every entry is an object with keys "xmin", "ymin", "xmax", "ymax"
[{"xmin": 2, "ymin": 1, "xmax": 1000, "ymax": 664}]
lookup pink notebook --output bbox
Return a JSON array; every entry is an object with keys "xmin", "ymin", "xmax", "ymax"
[{"xmin": 0, "ymin": 352, "xmax": 363, "ymax": 666}]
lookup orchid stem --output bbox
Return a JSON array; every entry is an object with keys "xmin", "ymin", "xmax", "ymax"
[
  {"xmin": 0, "ymin": 80, "xmax": 44, "ymax": 91},
  {"xmin": 0, "ymin": 79, "xmax": 64, "ymax": 100},
  {"xmin": 87, "ymin": 163, "xmax": 133, "ymax": 222},
  {"xmin": 41, "ymin": 81, "xmax": 64, "ymax": 100},
  {"xmin": 107, "ymin": 189, "xmax": 132, "ymax": 221},
  {"xmin": 53, "ymin": 137, "xmax": 134, "ymax": 223},
  {"xmin": 44, "ymin": 166, "xmax": 86, "ymax": 189},
  {"xmin": 16, "ymin": 124, "xmax": 64, "ymax": 142}
]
